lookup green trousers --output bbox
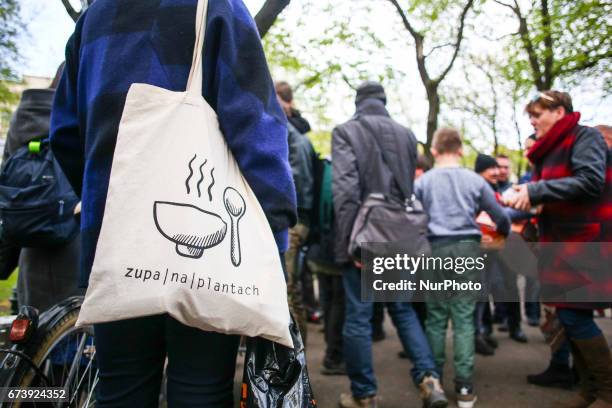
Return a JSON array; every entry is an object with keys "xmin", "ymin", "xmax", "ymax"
[{"xmin": 425, "ymin": 239, "xmax": 480, "ymax": 385}]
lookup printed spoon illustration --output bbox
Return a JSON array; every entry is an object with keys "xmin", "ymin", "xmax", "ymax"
[{"xmin": 223, "ymin": 187, "xmax": 246, "ymax": 267}]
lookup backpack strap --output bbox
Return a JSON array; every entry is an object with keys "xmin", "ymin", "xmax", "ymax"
[
  {"xmin": 357, "ymin": 116, "xmax": 413, "ymax": 204},
  {"xmin": 27, "ymin": 139, "xmax": 49, "ymax": 154}
]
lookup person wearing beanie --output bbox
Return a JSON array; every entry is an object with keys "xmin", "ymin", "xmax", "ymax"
[
  {"xmin": 474, "ymin": 154, "xmax": 500, "ymax": 186},
  {"xmin": 475, "ymin": 153, "xmax": 528, "ymax": 345}
]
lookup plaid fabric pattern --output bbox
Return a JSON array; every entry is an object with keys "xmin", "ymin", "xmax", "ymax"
[
  {"xmin": 529, "ymin": 114, "xmax": 612, "ymax": 306},
  {"xmin": 50, "ymin": 0, "xmax": 297, "ymax": 287}
]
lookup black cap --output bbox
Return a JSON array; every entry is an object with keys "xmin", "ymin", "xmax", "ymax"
[
  {"xmin": 474, "ymin": 153, "xmax": 499, "ymax": 174},
  {"xmin": 356, "ymin": 81, "xmax": 386, "ymax": 105}
]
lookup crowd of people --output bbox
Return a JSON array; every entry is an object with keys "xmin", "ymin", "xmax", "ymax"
[
  {"xmin": 280, "ymin": 81, "xmax": 611, "ymax": 408},
  {"xmin": 0, "ymin": 1, "xmax": 610, "ymax": 407}
]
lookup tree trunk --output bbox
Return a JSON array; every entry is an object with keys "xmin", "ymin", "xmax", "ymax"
[
  {"xmin": 254, "ymin": 0, "xmax": 291, "ymax": 38},
  {"xmin": 424, "ymin": 83, "xmax": 440, "ymax": 160},
  {"xmin": 60, "ymin": 0, "xmax": 81, "ymax": 22}
]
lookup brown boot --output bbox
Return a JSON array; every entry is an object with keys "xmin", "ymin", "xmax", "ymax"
[
  {"xmin": 574, "ymin": 336, "xmax": 612, "ymax": 406},
  {"xmin": 552, "ymin": 343, "xmax": 596, "ymax": 408}
]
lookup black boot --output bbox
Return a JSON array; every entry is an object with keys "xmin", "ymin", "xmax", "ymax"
[
  {"xmin": 484, "ymin": 333, "xmax": 498, "ymax": 349},
  {"xmin": 527, "ymin": 361, "xmax": 575, "ymax": 389},
  {"xmin": 475, "ymin": 334, "xmax": 495, "ymax": 356}
]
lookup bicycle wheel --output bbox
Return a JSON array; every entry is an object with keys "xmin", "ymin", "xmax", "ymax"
[{"xmin": 12, "ymin": 308, "xmax": 97, "ymax": 408}]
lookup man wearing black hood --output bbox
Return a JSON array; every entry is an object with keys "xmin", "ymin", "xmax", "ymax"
[{"xmin": 332, "ymin": 82, "xmax": 446, "ymax": 408}]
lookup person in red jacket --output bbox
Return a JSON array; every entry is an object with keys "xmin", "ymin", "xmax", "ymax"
[{"xmin": 507, "ymin": 90, "xmax": 612, "ymax": 408}]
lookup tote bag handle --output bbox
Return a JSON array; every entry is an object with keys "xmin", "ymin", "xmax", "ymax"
[{"xmin": 186, "ymin": 0, "xmax": 209, "ymax": 96}]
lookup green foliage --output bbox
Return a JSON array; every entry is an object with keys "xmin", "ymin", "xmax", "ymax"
[
  {"xmin": 262, "ymin": 1, "xmax": 402, "ymax": 127},
  {"xmin": 0, "ymin": 0, "xmax": 21, "ymax": 112},
  {"xmin": 500, "ymin": 0, "xmax": 612, "ymax": 94},
  {"xmin": 308, "ymin": 130, "xmax": 332, "ymax": 157},
  {"xmin": 0, "ymin": 269, "xmax": 17, "ymax": 315}
]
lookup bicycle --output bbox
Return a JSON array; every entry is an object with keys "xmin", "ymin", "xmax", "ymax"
[{"xmin": 0, "ymin": 296, "xmax": 98, "ymax": 407}]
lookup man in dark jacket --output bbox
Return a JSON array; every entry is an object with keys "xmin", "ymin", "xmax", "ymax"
[
  {"xmin": 275, "ymin": 81, "xmax": 315, "ymax": 344},
  {"xmin": 332, "ymin": 82, "xmax": 446, "ymax": 408},
  {"xmin": 475, "ymin": 154, "xmax": 527, "ymax": 344}
]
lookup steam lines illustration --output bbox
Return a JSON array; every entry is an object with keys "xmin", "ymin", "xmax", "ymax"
[
  {"xmin": 197, "ymin": 160, "xmax": 207, "ymax": 197},
  {"xmin": 154, "ymin": 154, "xmax": 246, "ymax": 266},
  {"xmin": 208, "ymin": 168, "xmax": 215, "ymax": 202},
  {"xmin": 185, "ymin": 154, "xmax": 215, "ymax": 201},
  {"xmin": 185, "ymin": 154, "xmax": 196, "ymax": 194}
]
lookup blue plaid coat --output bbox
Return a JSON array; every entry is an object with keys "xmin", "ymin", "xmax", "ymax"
[{"xmin": 50, "ymin": 0, "xmax": 297, "ymax": 287}]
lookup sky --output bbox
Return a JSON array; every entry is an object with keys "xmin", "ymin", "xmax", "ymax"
[
  {"xmin": 15, "ymin": 0, "xmax": 611, "ymax": 152},
  {"xmin": 17, "ymin": 0, "xmax": 265, "ymax": 78}
]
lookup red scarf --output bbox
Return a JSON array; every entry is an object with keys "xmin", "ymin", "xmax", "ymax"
[{"xmin": 527, "ymin": 112, "xmax": 581, "ymax": 166}]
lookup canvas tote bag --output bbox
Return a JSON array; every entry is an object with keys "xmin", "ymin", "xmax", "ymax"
[{"xmin": 75, "ymin": 0, "xmax": 292, "ymax": 347}]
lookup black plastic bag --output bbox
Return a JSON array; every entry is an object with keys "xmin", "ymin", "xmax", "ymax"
[{"xmin": 240, "ymin": 316, "xmax": 316, "ymax": 408}]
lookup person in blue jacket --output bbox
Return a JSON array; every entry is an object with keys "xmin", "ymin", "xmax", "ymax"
[{"xmin": 50, "ymin": 1, "xmax": 296, "ymax": 406}]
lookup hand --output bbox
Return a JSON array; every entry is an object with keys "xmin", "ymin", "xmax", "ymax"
[
  {"xmin": 74, "ymin": 202, "xmax": 82, "ymax": 215},
  {"xmin": 480, "ymin": 234, "xmax": 505, "ymax": 251},
  {"xmin": 354, "ymin": 260, "xmax": 363, "ymax": 269},
  {"xmin": 288, "ymin": 229, "xmax": 301, "ymax": 248},
  {"xmin": 506, "ymin": 184, "xmax": 532, "ymax": 212},
  {"xmin": 481, "ymin": 235, "xmax": 494, "ymax": 244}
]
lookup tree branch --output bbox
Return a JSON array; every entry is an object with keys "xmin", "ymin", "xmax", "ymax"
[
  {"xmin": 387, "ymin": 0, "xmax": 429, "ymax": 84},
  {"xmin": 254, "ymin": 0, "xmax": 291, "ymax": 38},
  {"xmin": 60, "ymin": 0, "xmax": 81, "ymax": 22},
  {"xmin": 541, "ymin": 0, "xmax": 554, "ymax": 89},
  {"xmin": 493, "ymin": 0, "xmax": 516, "ymax": 12},
  {"xmin": 554, "ymin": 49, "xmax": 612, "ymax": 76},
  {"xmin": 511, "ymin": 3, "xmax": 545, "ymax": 90},
  {"xmin": 480, "ymin": 30, "xmax": 518, "ymax": 43},
  {"xmin": 435, "ymin": 0, "xmax": 475, "ymax": 83},
  {"xmin": 425, "ymin": 42, "xmax": 454, "ymax": 58},
  {"xmin": 341, "ymin": 74, "xmax": 358, "ymax": 90}
]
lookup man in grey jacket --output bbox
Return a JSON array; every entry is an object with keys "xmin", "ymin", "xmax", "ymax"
[{"xmin": 332, "ymin": 82, "xmax": 447, "ymax": 408}]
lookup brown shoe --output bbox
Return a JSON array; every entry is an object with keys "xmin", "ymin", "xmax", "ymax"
[
  {"xmin": 418, "ymin": 375, "xmax": 448, "ymax": 408},
  {"xmin": 338, "ymin": 393, "xmax": 378, "ymax": 408}
]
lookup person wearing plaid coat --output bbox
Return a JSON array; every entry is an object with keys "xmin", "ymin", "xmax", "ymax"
[{"xmin": 508, "ymin": 90, "xmax": 611, "ymax": 408}]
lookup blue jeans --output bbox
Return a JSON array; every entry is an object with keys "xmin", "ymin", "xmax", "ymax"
[
  {"xmin": 557, "ymin": 308, "xmax": 602, "ymax": 340},
  {"xmin": 343, "ymin": 266, "xmax": 437, "ymax": 398},
  {"xmin": 94, "ymin": 314, "xmax": 240, "ymax": 407},
  {"xmin": 524, "ymin": 275, "xmax": 540, "ymax": 320}
]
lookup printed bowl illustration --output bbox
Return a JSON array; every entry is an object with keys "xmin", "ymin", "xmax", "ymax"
[{"xmin": 153, "ymin": 201, "xmax": 227, "ymax": 259}]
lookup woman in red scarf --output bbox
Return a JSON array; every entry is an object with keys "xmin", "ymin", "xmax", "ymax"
[{"xmin": 507, "ymin": 90, "xmax": 612, "ymax": 408}]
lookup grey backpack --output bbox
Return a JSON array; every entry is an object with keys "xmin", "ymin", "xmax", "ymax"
[{"xmin": 348, "ymin": 118, "xmax": 430, "ymax": 260}]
